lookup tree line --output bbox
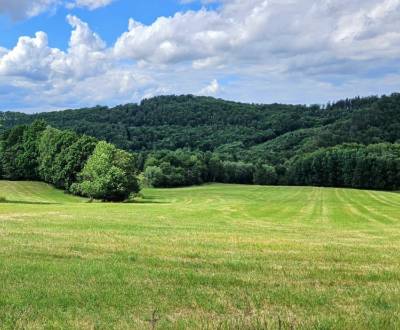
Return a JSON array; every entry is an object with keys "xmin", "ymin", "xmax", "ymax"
[
  {"xmin": 0, "ymin": 121, "xmax": 140, "ymax": 201},
  {"xmin": 140, "ymin": 144, "xmax": 400, "ymax": 190},
  {"xmin": 287, "ymin": 143, "xmax": 400, "ymax": 190},
  {"xmin": 1, "ymin": 121, "xmax": 399, "ymax": 192}
]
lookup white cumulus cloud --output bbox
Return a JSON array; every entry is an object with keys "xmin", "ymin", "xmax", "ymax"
[
  {"xmin": 113, "ymin": 0, "xmax": 400, "ymax": 75},
  {"xmin": 0, "ymin": 15, "xmax": 108, "ymax": 80}
]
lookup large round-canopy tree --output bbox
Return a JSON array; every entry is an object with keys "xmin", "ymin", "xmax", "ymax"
[{"xmin": 71, "ymin": 141, "xmax": 140, "ymax": 201}]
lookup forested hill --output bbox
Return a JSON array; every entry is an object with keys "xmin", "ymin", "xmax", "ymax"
[
  {"xmin": 1, "ymin": 93, "xmax": 399, "ymax": 164},
  {"xmin": 1, "ymin": 93, "xmax": 400, "ymax": 190}
]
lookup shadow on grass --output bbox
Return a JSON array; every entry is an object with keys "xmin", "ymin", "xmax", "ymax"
[{"xmin": 0, "ymin": 200, "xmax": 60, "ymax": 205}]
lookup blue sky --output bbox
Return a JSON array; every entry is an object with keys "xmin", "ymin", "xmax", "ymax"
[{"xmin": 0, "ymin": 0, "xmax": 399, "ymax": 112}]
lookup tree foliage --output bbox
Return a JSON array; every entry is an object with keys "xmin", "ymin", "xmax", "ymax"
[
  {"xmin": 0, "ymin": 121, "xmax": 47, "ymax": 180},
  {"xmin": 71, "ymin": 142, "xmax": 139, "ymax": 201},
  {"xmin": 0, "ymin": 122, "xmax": 140, "ymax": 201},
  {"xmin": 1, "ymin": 93, "xmax": 400, "ymax": 190},
  {"xmin": 253, "ymin": 164, "xmax": 278, "ymax": 185},
  {"xmin": 143, "ymin": 150, "xmax": 206, "ymax": 187},
  {"xmin": 287, "ymin": 144, "xmax": 400, "ymax": 190}
]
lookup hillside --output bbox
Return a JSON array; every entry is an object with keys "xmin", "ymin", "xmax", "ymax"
[
  {"xmin": 1, "ymin": 93, "xmax": 400, "ymax": 189},
  {"xmin": 2, "ymin": 94, "xmax": 399, "ymax": 159}
]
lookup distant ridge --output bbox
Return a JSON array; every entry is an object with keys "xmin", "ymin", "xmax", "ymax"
[{"xmin": 1, "ymin": 93, "xmax": 399, "ymax": 164}]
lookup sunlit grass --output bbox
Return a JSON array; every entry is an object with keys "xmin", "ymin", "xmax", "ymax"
[{"xmin": 0, "ymin": 181, "xmax": 399, "ymax": 329}]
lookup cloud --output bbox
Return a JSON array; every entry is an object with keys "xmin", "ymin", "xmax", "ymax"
[
  {"xmin": 1, "ymin": 1, "xmax": 400, "ymax": 111},
  {"xmin": 66, "ymin": 0, "xmax": 115, "ymax": 10},
  {"xmin": 114, "ymin": 0, "xmax": 400, "ymax": 71},
  {"xmin": 0, "ymin": 15, "xmax": 157, "ymax": 111},
  {"xmin": 199, "ymin": 79, "xmax": 220, "ymax": 95},
  {"xmin": 0, "ymin": 0, "xmax": 115, "ymax": 19},
  {"xmin": 0, "ymin": 15, "xmax": 108, "ymax": 80},
  {"xmin": 0, "ymin": 47, "xmax": 8, "ymax": 57},
  {"xmin": 0, "ymin": 0, "xmax": 59, "ymax": 19}
]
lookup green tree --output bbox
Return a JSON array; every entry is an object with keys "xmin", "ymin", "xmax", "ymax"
[
  {"xmin": 253, "ymin": 164, "xmax": 277, "ymax": 185},
  {"xmin": 16, "ymin": 120, "xmax": 47, "ymax": 179},
  {"xmin": 38, "ymin": 127, "xmax": 78, "ymax": 187},
  {"xmin": 52, "ymin": 135, "xmax": 97, "ymax": 189},
  {"xmin": 71, "ymin": 141, "xmax": 140, "ymax": 201},
  {"xmin": 222, "ymin": 161, "xmax": 254, "ymax": 184},
  {"xmin": 144, "ymin": 166, "xmax": 164, "ymax": 187},
  {"xmin": 1, "ymin": 125, "xmax": 26, "ymax": 180}
]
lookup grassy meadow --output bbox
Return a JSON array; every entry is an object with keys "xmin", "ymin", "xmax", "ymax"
[{"xmin": 0, "ymin": 181, "xmax": 400, "ymax": 329}]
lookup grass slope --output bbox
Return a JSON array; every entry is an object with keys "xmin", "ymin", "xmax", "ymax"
[
  {"xmin": 0, "ymin": 181, "xmax": 87, "ymax": 204},
  {"xmin": 0, "ymin": 181, "xmax": 400, "ymax": 329}
]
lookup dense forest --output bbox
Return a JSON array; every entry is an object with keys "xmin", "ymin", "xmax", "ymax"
[
  {"xmin": 1, "ymin": 93, "xmax": 400, "ymax": 190},
  {"xmin": 0, "ymin": 121, "xmax": 140, "ymax": 201}
]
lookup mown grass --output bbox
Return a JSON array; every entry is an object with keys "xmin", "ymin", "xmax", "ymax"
[{"xmin": 0, "ymin": 181, "xmax": 400, "ymax": 329}]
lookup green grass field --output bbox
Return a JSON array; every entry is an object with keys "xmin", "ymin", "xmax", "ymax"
[{"xmin": 0, "ymin": 181, "xmax": 400, "ymax": 329}]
